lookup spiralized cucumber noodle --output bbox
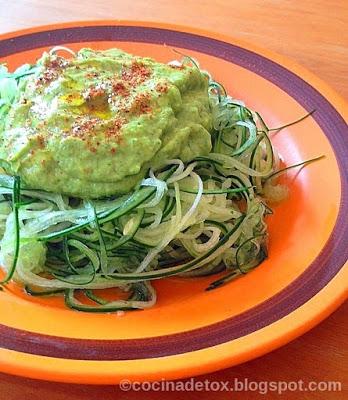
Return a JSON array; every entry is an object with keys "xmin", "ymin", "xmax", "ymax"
[{"xmin": 0, "ymin": 49, "xmax": 319, "ymax": 312}]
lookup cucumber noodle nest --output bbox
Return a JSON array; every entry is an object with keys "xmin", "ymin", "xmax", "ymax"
[{"xmin": 0, "ymin": 48, "xmax": 315, "ymax": 313}]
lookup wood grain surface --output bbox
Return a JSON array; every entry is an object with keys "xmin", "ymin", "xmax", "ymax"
[{"xmin": 0, "ymin": 1, "xmax": 347, "ymax": 399}]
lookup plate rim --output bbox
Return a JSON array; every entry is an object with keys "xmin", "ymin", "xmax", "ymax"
[{"xmin": 0, "ymin": 19, "xmax": 347, "ymax": 384}]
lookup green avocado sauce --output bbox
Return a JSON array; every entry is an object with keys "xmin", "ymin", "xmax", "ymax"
[{"xmin": 0, "ymin": 48, "xmax": 213, "ymax": 198}]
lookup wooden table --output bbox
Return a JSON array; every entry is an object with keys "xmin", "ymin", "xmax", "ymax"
[{"xmin": 0, "ymin": 1, "xmax": 347, "ymax": 398}]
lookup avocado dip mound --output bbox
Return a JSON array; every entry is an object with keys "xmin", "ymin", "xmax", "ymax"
[{"xmin": 0, "ymin": 48, "xmax": 212, "ymax": 198}]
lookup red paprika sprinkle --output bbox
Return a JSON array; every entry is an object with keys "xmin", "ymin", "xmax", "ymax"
[
  {"xmin": 86, "ymin": 72, "xmax": 99, "ymax": 79},
  {"xmin": 37, "ymin": 56, "xmax": 69, "ymax": 85},
  {"xmin": 129, "ymin": 93, "xmax": 152, "ymax": 114},
  {"xmin": 37, "ymin": 135, "xmax": 46, "ymax": 149},
  {"xmin": 155, "ymin": 82, "xmax": 169, "ymax": 93},
  {"xmin": 169, "ymin": 64, "xmax": 184, "ymax": 70},
  {"xmin": 112, "ymin": 81, "xmax": 130, "ymax": 97},
  {"xmin": 71, "ymin": 117, "xmax": 101, "ymax": 139},
  {"xmin": 106, "ymin": 117, "xmax": 126, "ymax": 140},
  {"xmin": 84, "ymin": 85, "xmax": 106, "ymax": 101},
  {"xmin": 121, "ymin": 60, "xmax": 152, "ymax": 86}
]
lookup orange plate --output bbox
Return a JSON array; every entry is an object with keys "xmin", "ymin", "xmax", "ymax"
[{"xmin": 0, "ymin": 21, "xmax": 347, "ymax": 384}]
